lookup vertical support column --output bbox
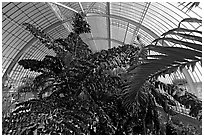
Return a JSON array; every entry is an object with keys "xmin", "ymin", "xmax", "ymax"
[
  {"xmin": 123, "ymin": 22, "xmax": 129, "ymax": 44},
  {"xmin": 106, "ymin": 2, "xmax": 111, "ymax": 49},
  {"xmin": 85, "ymin": 2, "xmax": 96, "ymax": 13}
]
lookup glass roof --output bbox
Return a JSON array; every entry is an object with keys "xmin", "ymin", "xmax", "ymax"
[{"xmin": 1, "ymin": 2, "xmax": 202, "ymax": 98}]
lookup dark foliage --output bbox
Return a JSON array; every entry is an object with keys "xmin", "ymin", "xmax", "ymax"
[
  {"xmin": 4, "ymin": 12, "xmax": 150, "ymax": 135},
  {"xmin": 18, "ymin": 55, "xmax": 63, "ymax": 74},
  {"xmin": 72, "ymin": 13, "xmax": 91, "ymax": 34},
  {"xmin": 2, "ymin": 12, "xmax": 201, "ymax": 135}
]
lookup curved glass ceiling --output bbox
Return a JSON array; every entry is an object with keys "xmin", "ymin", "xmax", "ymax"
[{"xmin": 2, "ymin": 2, "xmax": 202, "ymax": 98}]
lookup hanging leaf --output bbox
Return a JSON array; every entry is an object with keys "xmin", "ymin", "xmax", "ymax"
[
  {"xmin": 190, "ymin": 61, "xmax": 197, "ymax": 72},
  {"xmin": 179, "ymin": 65, "xmax": 185, "ymax": 73}
]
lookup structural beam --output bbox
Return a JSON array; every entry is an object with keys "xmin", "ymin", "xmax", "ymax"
[
  {"xmin": 123, "ymin": 22, "xmax": 129, "ymax": 43},
  {"xmin": 85, "ymin": 2, "xmax": 96, "ymax": 13},
  {"xmin": 78, "ymin": 2, "xmax": 84, "ymax": 12},
  {"xmin": 130, "ymin": 2, "xmax": 150, "ymax": 44},
  {"xmin": 51, "ymin": 2, "xmax": 79, "ymax": 13},
  {"xmin": 48, "ymin": 2, "xmax": 72, "ymax": 32},
  {"xmin": 106, "ymin": 2, "xmax": 111, "ymax": 49}
]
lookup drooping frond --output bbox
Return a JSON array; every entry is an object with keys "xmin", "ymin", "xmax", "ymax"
[{"xmin": 123, "ymin": 18, "xmax": 202, "ymax": 108}]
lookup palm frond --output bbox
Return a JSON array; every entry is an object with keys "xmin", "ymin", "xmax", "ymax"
[
  {"xmin": 162, "ymin": 28, "xmax": 202, "ymax": 36},
  {"xmin": 179, "ymin": 2, "xmax": 200, "ymax": 12},
  {"xmin": 123, "ymin": 18, "xmax": 202, "ymax": 108},
  {"xmin": 162, "ymin": 32, "xmax": 202, "ymax": 43},
  {"xmin": 178, "ymin": 18, "xmax": 202, "ymax": 28},
  {"xmin": 147, "ymin": 46, "xmax": 201, "ymax": 60},
  {"xmin": 153, "ymin": 37, "xmax": 202, "ymax": 51}
]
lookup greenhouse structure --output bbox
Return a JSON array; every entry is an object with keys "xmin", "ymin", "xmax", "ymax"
[{"xmin": 2, "ymin": 2, "xmax": 202, "ymax": 135}]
